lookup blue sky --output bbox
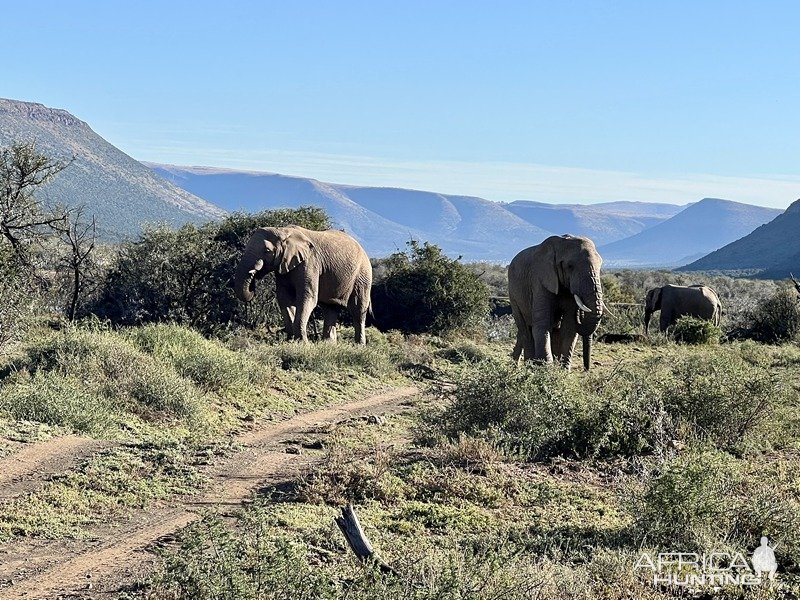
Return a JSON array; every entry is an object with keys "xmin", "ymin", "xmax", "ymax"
[{"xmin": 5, "ymin": 1, "xmax": 799, "ymax": 207}]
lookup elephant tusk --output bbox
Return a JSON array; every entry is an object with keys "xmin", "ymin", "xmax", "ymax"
[
  {"xmin": 602, "ymin": 302, "xmax": 614, "ymax": 316},
  {"xmin": 574, "ymin": 294, "xmax": 593, "ymax": 313},
  {"xmin": 254, "ymin": 259, "xmax": 264, "ymax": 271},
  {"xmin": 248, "ymin": 269, "xmax": 258, "ymax": 275}
]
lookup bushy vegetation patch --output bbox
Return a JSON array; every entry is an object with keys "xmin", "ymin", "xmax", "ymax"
[
  {"xmin": 371, "ymin": 241, "xmax": 489, "ymax": 335},
  {"xmin": 126, "ymin": 323, "xmax": 255, "ymax": 393},
  {"xmin": 432, "ymin": 360, "xmax": 595, "ymax": 460},
  {"xmin": 0, "ymin": 371, "xmax": 112, "ymax": 434},
  {"xmin": 265, "ymin": 341, "xmax": 396, "ymax": 378},
  {"xmin": 633, "ymin": 447, "xmax": 800, "ymax": 566},
  {"xmin": 2, "ymin": 328, "xmax": 206, "ymax": 430},
  {"xmin": 738, "ymin": 287, "xmax": 800, "ymax": 343},
  {"xmin": 670, "ymin": 315, "xmax": 721, "ymax": 344},
  {"xmin": 429, "ymin": 346, "xmax": 789, "ymax": 461}
]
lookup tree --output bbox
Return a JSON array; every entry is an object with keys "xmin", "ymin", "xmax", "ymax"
[
  {"xmin": 0, "ymin": 142, "xmax": 70, "ymax": 265},
  {"xmin": 52, "ymin": 207, "xmax": 99, "ymax": 321}
]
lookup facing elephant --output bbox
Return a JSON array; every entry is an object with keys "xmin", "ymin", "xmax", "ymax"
[
  {"xmin": 643, "ymin": 284, "xmax": 722, "ymax": 334},
  {"xmin": 508, "ymin": 235, "xmax": 605, "ymax": 370},
  {"xmin": 234, "ymin": 226, "xmax": 373, "ymax": 344}
]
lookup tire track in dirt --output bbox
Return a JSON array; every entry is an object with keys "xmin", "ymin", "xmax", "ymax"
[
  {"xmin": 1, "ymin": 386, "xmax": 419, "ymax": 599},
  {"xmin": 0, "ymin": 436, "xmax": 114, "ymax": 501}
]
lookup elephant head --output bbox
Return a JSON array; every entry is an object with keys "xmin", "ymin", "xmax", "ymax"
[
  {"xmin": 643, "ymin": 287, "xmax": 662, "ymax": 334},
  {"xmin": 234, "ymin": 227, "xmax": 315, "ymax": 303},
  {"xmin": 539, "ymin": 235, "xmax": 604, "ymax": 370}
]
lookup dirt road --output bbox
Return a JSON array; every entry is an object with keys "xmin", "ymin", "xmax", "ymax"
[{"xmin": 0, "ymin": 386, "xmax": 419, "ymax": 599}]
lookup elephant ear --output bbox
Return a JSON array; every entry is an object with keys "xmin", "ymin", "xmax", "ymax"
[
  {"xmin": 535, "ymin": 240, "xmax": 560, "ymax": 295},
  {"xmin": 277, "ymin": 229, "xmax": 315, "ymax": 274}
]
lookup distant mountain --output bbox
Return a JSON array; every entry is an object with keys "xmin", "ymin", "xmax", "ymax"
[
  {"xmin": 506, "ymin": 200, "xmax": 685, "ymax": 245},
  {"xmin": 0, "ymin": 99, "xmax": 224, "ymax": 239},
  {"xmin": 149, "ymin": 164, "xmax": 554, "ymax": 260},
  {"xmin": 599, "ymin": 198, "xmax": 782, "ymax": 268},
  {"xmin": 678, "ymin": 199, "xmax": 800, "ymax": 277}
]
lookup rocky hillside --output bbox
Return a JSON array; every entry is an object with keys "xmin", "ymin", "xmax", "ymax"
[
  {"xmin": 679, "ymin": 199, "xmax": 800, "ymax": 278},
  {"xmin": 0, "ymin": 99, "xmax": 224, "ymax": 239}
]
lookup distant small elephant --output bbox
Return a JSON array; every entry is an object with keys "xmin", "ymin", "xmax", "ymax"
[
  {"xmin": 508, "ymin": 235, "xmax": 605, "ymax": 370},
  {"xmin": 644, "ymin": 284, "xmax": 721, "ymax": 334},
  {"xmin": 234, "ymin": 226, "xmax": 373, "ymax": 343}
]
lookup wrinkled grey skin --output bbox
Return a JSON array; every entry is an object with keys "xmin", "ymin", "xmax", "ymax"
[
  {"xmin": 234, "ymin": 226, "xmax": 372, "ymax": 344},
  {"xmin": 508, "ymin": 235, "xmax": 604, "ymax": 370},
  {"xmin": 644, "ymin": 284, "xmax": 722, "ymax": 334}
]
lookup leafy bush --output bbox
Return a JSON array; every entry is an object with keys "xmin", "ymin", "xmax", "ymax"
[
  {"xmin": 372, "ymin": 241, "xmax": 489, "ymax": 334},
  {"xmin": 431, "ymin": 346, "xmax": 787, "ymax": 461},
  {"xmin": 740, "ymin": 287, "xmax": 800, "ymax": 343},
  {"xmin": 633, "ymin": 448, "xmax": 741, "ymax": 549},
  {"xmin": 670, "ymin": 315, "xmax": 721, "ymax": 345},
  {"xmin": 90, "ymin": 207, "xmax": 330, "ymax": 333}
]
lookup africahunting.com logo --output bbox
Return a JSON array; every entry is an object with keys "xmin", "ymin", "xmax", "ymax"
[{"xmin": 635, "ymin": 537, "xmax": 778, "ymax": 588}]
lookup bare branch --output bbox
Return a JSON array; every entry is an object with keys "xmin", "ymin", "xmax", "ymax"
[{"xmin": 334, "ymin": 504, "xmax": 397, "ymax": 576}]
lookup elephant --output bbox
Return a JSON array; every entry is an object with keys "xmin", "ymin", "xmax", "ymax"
[
  {"xmin": 643, "ymin": 284, "xmax": 722, "ymax": 334},
  {"xmin": 234, "ymin": 226, "xmax": 373, "ymax": 344},
  {"xmin": 508, "ymin": 235, "xmax": 605, "ymax": 370}
]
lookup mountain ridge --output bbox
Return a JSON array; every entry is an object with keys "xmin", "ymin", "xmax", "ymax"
[
  {"xmin": 0, "ymin": 98, "xmax": 224, "ymax": 239},
  {"xmin": 599, "ymin": 198, "xmax": 782, "ymax": 268},
  {"xmin": 678, "ymin": 199, "xmax": 800, "ymax": 277}
]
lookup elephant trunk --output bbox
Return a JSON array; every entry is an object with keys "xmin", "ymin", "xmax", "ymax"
[
  {"xmin": 582, "ymin": 335, "xmax": 592, "ymax": 371},
  {"xmin": 234, "ymin": 249, "xmax": 265, "ymax": 303},
  {"xmin": 575, "ymin": 270, "xmax": 603, "ymax": 371}
]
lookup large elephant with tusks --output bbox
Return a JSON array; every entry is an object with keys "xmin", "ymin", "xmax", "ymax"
[
  {"xmin": 234, "ymin": 226, "xmax": 373, "ymax": 344},
  {"xmin": 508, "ymin": 235, "xmax": 605, "ymax": 370}
]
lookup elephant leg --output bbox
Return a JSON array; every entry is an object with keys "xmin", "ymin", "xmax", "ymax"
[
  {"xmin": 531, "ymin": 304, "xmax": 555, "ymax": 364},
  {"xmin": 510, "ymin": 298, "xmax": 532, "ymax": 362},
  {"xmin": 276, "ymin": 284, "xmax": 296, "ymax": 340},
  {"xmin": 321, "ymin": 305, "xmax": 339, "ymax": 343},
  {"xmin": 348, "ymin": 294, "xmax": 369, "ymax": 345},
  {"xmin": 556, "ymin": 310, "xmax": 578, "ymax": 370},
  {"xmin": 293, "ymin": 284, "xmax": 319, "ymax": 343},
  {"xmin": 660, "ymin": 310, "xmax": 672, "ymax": 332}
]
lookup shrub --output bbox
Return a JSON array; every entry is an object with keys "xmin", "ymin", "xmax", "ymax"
[
  {"xmin": 90, "ymin": 208, "xmax": 330, "ymax": 333},
  {"xmin": 265, "ymin": 342, "xmax": 394, "ymax": 377},
  {"xmin": 633, "ymin": 448, "xmax": 800, "ymax": 563},
  {"xmin": 660, "ymin": 350, "xmax": 782, "ymax": 449},
  {"xmin": 670, "ymin": 316, "xmax": 720, "ymax": 345},
  {"xmin": 741, "ymin": 288, "xmax": 800, "ymax": 343},
  {"xmin": 372, "ymin": 241, "xmax": 489, "ymax": 334},
  {"xmin": 633, "ymin": 448, "xmax": 742, "ymax": 549},
  {"xmin": 433, "ymin": 360, "xmax": 594, "ymax": 460}
]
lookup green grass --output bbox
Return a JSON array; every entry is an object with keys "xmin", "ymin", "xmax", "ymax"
[{"xmin": 145, "ymin": 336, "xmax": 800, "ymax": 599}]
